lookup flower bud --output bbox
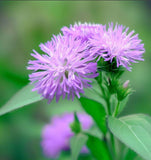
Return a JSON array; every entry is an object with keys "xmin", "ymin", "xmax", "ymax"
[
  {"xmin": 123, "ymin": 80, "xmax": 130, "ymax": 88},
  {"xmin": 70, "ymin": 112, "xmax": 81, "ymax": 134},
  {"xmin": 117, "ymin": 80, "xmax": 131, "ymax": 101}
]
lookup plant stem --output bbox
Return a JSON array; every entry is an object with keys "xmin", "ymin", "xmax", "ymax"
[
  {"xmin": 97, "ymin": 74, "xmax": 116, "ymax": 159},
  {"xmin": 113, "ymin": 101, "xmax": 120, "ymax": 117},
  {"xmin": 106, "ymin": 95, "xmax": 111, "ymax": 115},
  {"xmin": 104, "ymin": 91, "xmax": 116, "ymax": 159},
  {"xmin": 110, "ymin": 132, "xmax": 116, "ymax": 160}
]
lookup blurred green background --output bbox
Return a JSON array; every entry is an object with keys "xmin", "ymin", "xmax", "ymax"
[{"xmin": 0, "ymin": 1, "xmax": 151, "ymax": 160}]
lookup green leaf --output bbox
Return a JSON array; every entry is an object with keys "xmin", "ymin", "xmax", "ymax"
[
  {"xmin": 110, "ymin": 94, "xmax": 118, "ymax": 114},
  {"xmin": 123, "ymin": 148, "xmax": 143, "ymax": 160},
  {"xmin": 110, "ymin": 94, "xmax": 129, "ymax": 116},
  {"xmin": 108, "ymin": 114, "xmax": 151, "ymax": 160},
  {"xmin": 86, "ymin": 134, "xmax": 111, "ymax": 160},
  {"xmin": 124, "ymin": 148, "xmax": 137, "ymax": 160},
  {"xmin": 83, "ymin": 79, "xmax": 106, "ymax": 107},
  {"xmin": 85, "ymin": 125, "xmax": 103, "ymax": 139},
  {"xmin": 70, "ymin": 133, "xmax": 88, "ymax": 160},
  {"xmin": 118, "ymin": 95, "xmax": 129, "ymax": 114},
  {"xmin": 79, "ymin": 97, "xmax": 107, "ymax": 134},
  {"xmin": 0, "ymin": 84, "xmax": 43, "ymax": 116}
]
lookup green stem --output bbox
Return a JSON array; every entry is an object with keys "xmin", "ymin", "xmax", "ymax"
[
  {"xmin": 106, "ymin": 95, "xmax": 111, "ymax": 115},
  {"xmin": 113, "ymin": 101, "xmax": 120, "ymax": 117},
  {"xmin": 110, "ymin": 132, "xmax": 116, "ymax": 160},
  {"xmin": 99, "ymin": 80, "xmax": 111, "ymax": 116},
  {"xmin": 100, "ymin": 85, "xmax": 105, "ymax": 96},
  {"xmin": 96, "ymin": 74, "xmax": 116, "ymax": 159},
  {"xmin": 104, "ymin": 93, "xmax": 115, "ymax": 159}
]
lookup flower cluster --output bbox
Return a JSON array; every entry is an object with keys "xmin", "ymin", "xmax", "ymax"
[
  {"xmin": 41, "ymin": 113, "xmax": 93, "ymax": 158},
  {"xmin": 28, "ymin": 22, "xmax": 145, "ymax": 102}
]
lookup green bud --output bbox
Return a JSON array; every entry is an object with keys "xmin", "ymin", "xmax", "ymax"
[
  {"xmin": 117, "ymin": 80, "xmax": 132, "ymax": 101},
  {"xmin": 70, "ymin": 112, "xmax": 81, "ymax": 134}
]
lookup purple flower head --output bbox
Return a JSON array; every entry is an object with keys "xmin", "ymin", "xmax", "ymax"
[
  {"xmin": 41, "ymin": 113, "xmax": 93, "ymax": 158},
  {"xmin": 27, "ymin": 34, "xmax": 98, "ymax": 103},
  {"xmin": 90, "ymin": 23, "xmax": 145, "ymax": 71},
  {"xmin": 61, "ymin": 22, "xmax": 105, "ymax": 42}
]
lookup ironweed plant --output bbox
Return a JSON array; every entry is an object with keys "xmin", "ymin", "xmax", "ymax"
[{"xmin": 1, "ymin": 22, "xmax": 150, "ymax": 160}]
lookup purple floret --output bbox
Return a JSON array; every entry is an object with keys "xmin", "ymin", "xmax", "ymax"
[
  {"xmin": 90, "ymin": 23, "xmax": 145, "ymax": 71},
  {"xmin": 41, "ymin": 113, "xmax": 93, "ymax": 158},
  {"xmin": 27, "ymin": 34, "xmax": 98, "ymax": 103}
]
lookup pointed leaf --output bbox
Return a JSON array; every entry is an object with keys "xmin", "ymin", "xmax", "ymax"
[
  {"xmin": 0, "ymin": 84, "xmax": 43, "ymax": 116},
  {"xmin": 118, "ymin": 95, "xmax": 129, "ymax": 115},
  {"xmin": 85, "ymin": 125, "xmax": 103, "ymax": 139},
  {"xmin": 108, "ymin": 114, "xmax": 151, "ymax": 160},
  {"xmin": 110, "ymin": 94, "xmax": 129, "ymax": 116},
  {"xmin": 86, "ymin": 134, "xmax": 111, "ymax": 160},
  {"xmin": 70, "ymin": 133, "xmax": 88, "ymax": 160},
  {"xmin": 79, "ymin": 97, "xmax": 107, "ymax": 134},
  {"xmin": 83, "ymin": 79, "xmax": 106, "ymax": 106},
  {"xmin": 123, "ymin": 148, "xmax": 143, "ymax": 160}
]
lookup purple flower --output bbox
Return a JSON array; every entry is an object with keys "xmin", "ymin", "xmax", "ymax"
[
  {"xmin": 61, "ymin": 22, "xmax": 105, "ymax": 42},
  {"xmin": 41, "ymin": 113, "xmax": 93, "ymax": 158},
  {"xmin": 90, "ymin": 23, "xmax": 145, "ymax": 71},
  {"xmin": 27, "ymin": 35, "xmax": 98, "ymax": 103}
]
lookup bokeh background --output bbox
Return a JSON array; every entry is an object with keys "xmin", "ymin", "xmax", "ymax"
[{"xmin": 0, "ymin": 1, "xmax": 151, "ymax": 160}]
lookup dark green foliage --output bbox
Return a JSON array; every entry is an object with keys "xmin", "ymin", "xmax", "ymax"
[
  {"xmin": 79, "ymin": 97, "xmax": 107, "ymax": 134},
  {"xmin": 86, "ymin": 134, "xmax": 111, "ymax": 160}
]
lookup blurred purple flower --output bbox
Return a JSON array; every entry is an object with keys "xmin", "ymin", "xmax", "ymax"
[
  {"xmin": 27, "ymin": 35, "xmax": 98, "ymax": 103},
  {"xmin": 61, "ymin": 22, "xmax": 105, "ymax": 42},
  {"xmin": 41, "ymin": 113, "xmax": 93, "ymax": 158},
  {"xmin": 90, "ymin": 23, "xmax": 145, "ymax": 71}
]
